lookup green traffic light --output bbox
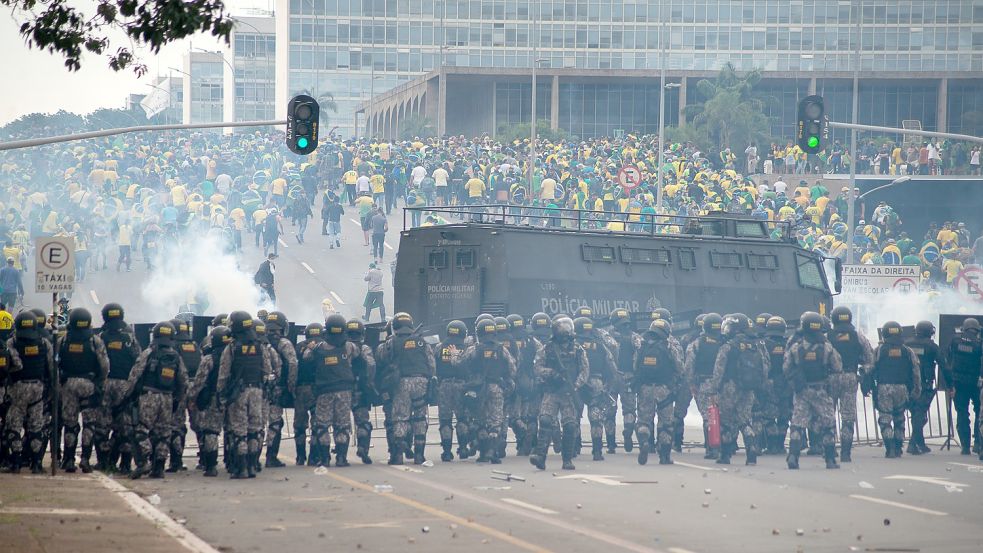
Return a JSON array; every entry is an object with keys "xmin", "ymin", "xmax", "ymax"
[
  {"xmin": 297, "ymin": 137, "xmax": 309, "ymax": 149},
  {"xmin": 807, "ymin": 136, "xmax": 819, "ymax": 148}
]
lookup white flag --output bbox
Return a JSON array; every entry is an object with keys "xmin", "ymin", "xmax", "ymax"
[{"xmin": 141, "ymin": 78, "xmax": 173, "ymax": 118}]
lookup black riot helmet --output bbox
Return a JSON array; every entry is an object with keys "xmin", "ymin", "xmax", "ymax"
[
  {"xmin": 392, "ymin": 312, "xmax": 414, "ymax": 334},
  {"xmin": 882, "ymin": 321, "xmax": 904, "ymax": 344},
  {"xmin": 652, "ymin": 308, "xmax": 672, "ymax": 323},
  {"xmin": 476, "ymin": 319, "xmax": 498, "ymax": 342},
  {"xmin": 30, "ymin": 308, "xmax": 47, "ymax": 328},
  {"xmin": 265, "ymin": 311, "xmax": 288, "ymax": 336},
  {"xmin": 830, "ymin": 306, "xmax": 853, "ymax": 329},
  {"xmin": 765, "ymin": 316, "xmax": 787, "ymax": 337},
  {"xmin": 101, "ymin": 303, "xmax": 126, "ymax": 329},
  {"xmin": 913, "ymin": 320, "xmax": 935, "ymax": 338},
  {"xmin": 800, "ymin": 311, "xmax": 825, "ymax": 340},
  {"xmin": 68, "ymin": 308, "xmax": 93, "ymax": 335},
  {"xmin": 257, "ymin": 309, "xmax": 269, "ymax": 322},
  {"xmin": 530, "ymin": 312, "xmax": 551, "ymax": 339},
  {"xmin": 152, "ymin": 321, "xmax": 176, "ymax": 347},
  {"xmin": 573, "ymin": 316, "xmax": 595, "ymax": 338},
  {"xmin": 647, "ymin": 318, "xmax": 671, "ymax": 340},
  {"xmin": 254, "ymin": 319, "xmax": 268, "ymax": 343},
  {"xmin": 446, "ymin": 320, "xmax": 468, "ymax": 342},
  {"xmin": 325, "ymin": 314, "xmax": 348, "ymax": 346},
  {"xmin": 575, "ymin": 305, "xmax": 593, "ymax": 318},
  {"xmin": 304, "ymin": 322, "xmax": 325, "ymax": 341},
  {"xmin": 610, "ymin": 308, "xmax": 632, "ymax": 329},
  {"xmin": 494, "ymin": 316, "xmax": 510, "ymax": 335},
  {"xmin": 694, "ymin": 313, "xmax": 707, "ymax": 331},
  {"xmin": 210, "ymin": 326, "xmax": 233, "ymax": 351},
  {"xmin": 228, "ymin": 310, "xmax": 255, "ymax": 340},
  {"xmin": 475, "ymin": 313, "xmax": 494, "ymax": 327},
  {"xmin": 14, "ymin": 311, "xmax": 39, "ymax": 340},
  {"xmin": 702, "ymin": 313, "xmax": 723, "ymax": 336},
  {"xmin": 754, "ymin": 312, "xmax": 772, "ymax": 334},
  {"xmin": 506, "ymin": 314, "xmax": 526, "ymax": 337},
  {"xmin": 551, "ymin": 316, "xmax": 575, "ymax": 343},
  {"xmin": 170, "ymin": 318, "xmax": 192, "ymax": 340},
  {"xmin": 723, "ymin": 313, "xmax": 752, "ymax": 338},
  {"xmin": 960, "ymin": 317, "xmax": 980, "ymax": 338},
  {"xmin": 211, "ymin": 313, "xmax": 229, "ymax": 327},
  {"xmin": 345, "ymin": 318, "xmax": 366, "ymax": 343}
]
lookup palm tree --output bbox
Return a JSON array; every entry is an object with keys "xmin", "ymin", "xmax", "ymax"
[{"xmin": 680, "ymin": 63, "xmax": 774, "ymax": 154}]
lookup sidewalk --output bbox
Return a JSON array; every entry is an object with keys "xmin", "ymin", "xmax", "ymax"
[{"xmin": 0, "ymin": 470, "xmax": 215, "ymax": 553}]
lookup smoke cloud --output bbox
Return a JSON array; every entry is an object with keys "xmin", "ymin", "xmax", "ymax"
[{"xmin": 837, "ymin": 288, "xmax": 982, "ymax": 340}]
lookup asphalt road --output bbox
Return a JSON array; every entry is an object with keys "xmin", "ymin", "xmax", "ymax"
[{"xmin": 122, "ymin": 432, "xmax": 983, "ymax": 553}]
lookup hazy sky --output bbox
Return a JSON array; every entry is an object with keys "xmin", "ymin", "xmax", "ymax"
[{"xmin": 0, "ymin": 1, "xmax": 267, "ymax": 125}]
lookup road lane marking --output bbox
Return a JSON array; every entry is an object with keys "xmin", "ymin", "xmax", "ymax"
[
  {"xmin": 380, "ymin": 466, "xmax": 664, "ymax": 553},
  {"xmin": 301, "ymin": 262, "xmax": 315, "ymax": 274},
  {"xmin": 883, "ymin": 475, "xmax": 969, "ymax": 489},
  {"xmin": 278, "ymin": 238, "xmax": 289, "ymax": 248},
  {"xmin": 93, "ymin": 472, "xmax": 221, "ymax": 553},
  {"xmin": 667, "ymin": 548, "xmax": 700, "ymax": 553},
  {"xmin": 330, "ymin": 291, "xmax": 346, "ymax": 305},
  {"xmin": 319, "ymin": 470, "xmax": 553, "ymax": 553},
  {"xmin": 89, "ymin": 290, "xmax": 99, "ymax": 305},
  {"xmin": 500, "ymin": 498, "xmax": 558, "ymax": 515},
  {"xmin": 554, "ymin": 474, "xmax": 626, "ymax": 486},
  {"xmin": 349, "ymin": 218, "xmax": 361, "ymax": 226},
  {"xmin": 849, "ymin": 494, "xmax": 947, "ymax": 516},
  {"xmin": 672, "ymin": 461, "xmax": 724, "ymax": 472},
  {"xmin": 947, "ymin": 462, "xmax": 983, "ymax": 470},
  {"xmin": 384, "ymin": 241, "xmax": 394, "ymax": 250},
  {"xmin": 0, "ymin": 507, "xmax": 102, "ymax": 516}
]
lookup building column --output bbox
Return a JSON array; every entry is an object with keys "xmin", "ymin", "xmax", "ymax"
[
  {"xmin": 354, "ymin": 112, "xmax": 359, "ymax": 138},
  {"xmin": 438, "ymin": 69, "xmax": 448, "ymax": 136},
  {"xmin": 490, "ymin": 81, "xmax": 497, "ymax": 138},
  {"xmin": 550, "ymin": 75, "xmax": 560, "ymax": 130},
  {"xmin": 677, "ymin": 77, "xmax": 687, "ymax": 125},
  {"xmin": 808, "ymin": 77, "xmax": 817, "ymax": 96},
  {"xmin": 937, "ymin": 78, "xmax": 948, "ymax": 133}
]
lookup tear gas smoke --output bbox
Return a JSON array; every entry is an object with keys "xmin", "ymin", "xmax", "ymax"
[{"xmin": 837, "ymin": 288, "xmax": 982, "ymax": 340}]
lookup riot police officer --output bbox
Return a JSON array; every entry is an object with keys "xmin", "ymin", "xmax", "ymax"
[
  {"xmin": 943, "ymin": 317, "xmax": 982, "ymax": 456},
  {"xmin": 529, "ymin": 317, "xmax": 588, "ymax": 471},
  {"xmin": 252, "ymin": 319, "xmax": 280, "ymax": 474},
  {"xmin": 125, "ymin": 322, "xmax": 189, "ymax": 479},
  {"xmin": 508, "ymin": 314, "xmax": 541, "ymax": 457},
  {"xmin": 345, "ymin": 318, "xmax": 377, "ymax": 464},
  {"xmin": 190, "ymin": 326, "xmax": 232, "ymax": 477},
  {"xmin": 761, "ymin": 316, "xmax": 792, "ymax": 455},
  {"xmin": 436, "ymin": 320, "xmax": 470, "ymax": 462},
  {"xmin": 685, "ymin": 312, "xmax": 724, "ymax": 459},
  {"xmin": 264, "ymin": 311, "xmax": 297, "ymax": 468},
  {"xmin": 864, "ymin": 321, "xmax": 921, "ymax": 458},
  {"xmin": 783, "ymin": 312, "xmax": 842, "ymax": 470},
  {"xmin": 168, "ymin": 318, "xmax": 200, "ymax": 473},
  {"xmin": 708, "ymin": 314, "xmax": 769, "ymax": 465},
  {"xmin": 826, "ymin": 306, "xmax": 874, "ymax": 463},
  {"xmin": 574, "ymin": 316, "xmax": 617, "ymax": 461},
  {"xmin": 608, "ymin": 308, "xmax": 641, "ymax": 453},
  {"xmin": 905, "ymin": 321, "xmax": 940, "ymax": 455},
  {"xmin": 673, "ymin": 314, "xmax": 705, "ymax": 452},
  {"xmin": 290, "ymin": 323, "xmax": 323, "ymax": 465},
  {"xmin": 2, "ymin": 312, "xmax": 52, "ymax": 474},
  {"xmin": 99, "ymin": 303, "xmax": 142, "ymax": 473},
  {"xmin": 634, "ymin": 318, "xmax": 684, "ymax": 465},
  {"xmin": 56, "ymin": 308, "xmax": 110, "ymax": 473},
  {"xmin": 217, "ymin": 312, "xmax": 272, "ymax": 479},
  {"xmin": 376, "ymin": 312, "xmax": 435, "ymax": 465}
]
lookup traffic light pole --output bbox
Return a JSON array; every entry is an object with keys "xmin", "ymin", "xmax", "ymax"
[{"xmin": 0, "ymin": 120, "xmax": 287, "ymax": 151}]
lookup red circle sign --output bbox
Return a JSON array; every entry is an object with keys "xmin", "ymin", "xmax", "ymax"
[
  {"xmin": 618, "ymin": 165, "xmax": 642, "ymax": 190},
  {"xmin": 955, "ymin": 266, "xmax": 983, "ymax": 301}
]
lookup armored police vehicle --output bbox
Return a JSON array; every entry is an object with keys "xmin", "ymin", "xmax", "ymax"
[{"xmin": 394, "ymin": 205, "xmax": 840, "ymax": 332}]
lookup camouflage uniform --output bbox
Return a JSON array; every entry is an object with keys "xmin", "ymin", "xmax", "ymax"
[
  {"xmin": 672, "ymin": 330, "xmax": 702, "ymax": 450},
  {"xmin": 633, "ymin": 334, "xmax": 684, "ymax": 462},
  {"xmin": 783, "ymin": 335, "xmax": 842, "ymax": 468},
  {"xmin": 305, "ymin": 341, "xmax": 367, "ymax": 463},
  {"xmin": 291, "ymin": 339, "xmax": 319, "ymax": 464},
  {"xmin": 125, "ymin": 347, "xmax": 189, "ymax": 468},
  {"xmin": 530, "ymin": 339, "xmax": 589, "ymax": 468},
  {"xmin": 4, "ymin": 336, "xmax": 49, "ymax": 469},
  {"xmin": 868, "ymin": 342, "xmax": 921, "ymax": 454},
  {"xmin": 376, "ymin": 330, "xmax": 435, "ymax": 462},
  {"xmin": 56, "ymin": 332, "xmax": 110, "ymax": 470},
  {"xmin": 217, "ymin": 338, "xmax": 272, "ymax": 471},
  {"xmin": 436, "ymin": 337, "xmax": 471, "ymax": 458},
  {"xmin": 350, "ymin": 342, "xmax": 376, "ymax": 461},
  {"xmin": 258, "ymin": 340, "xmax": 282, "ymax": 462},
  {"xmin": 266, "ymin": 336, "xmax": 297, "ymax": 465},
  {"xmin": 827, "ymin": 326, "xmax": 874, "ymax": 457},
  {"xmin": 608, "ymin": 328, "xmax": 641, "ymax": 451},
  {"xmin": 189, "ymin": 353, "xmax": 225, "ymax": 456},
  {"xmin": 99, "ymin": 325, "xmax": 142, "ymax": 469},
  {"xmin": 761, "ymin": 334, "xmax": 792, "ymax": 453},
  {"xmin": 577, "ymin": 331, "xmax": 618, "ymax": 457},
  {"xmin": 511, "ymin": 335, "xmax": 542, "ymax": 456},
  {"xmin": 708, "ymin": 336, "xmax": 769, "ymax": 463},
  {"xmin": 905, "ymin": 335, "xmax": 939, "ymax": 453},
  {"xmin": 171, "ymin": 335, "xmax": 201, "ymax": 470},
  {"xmin": 455, "ymin": 340, "xmax": 516, "ymax": 461},
  {"xmin": 684, "ymin": 333, "xmax": 724, "ymax": 457}
]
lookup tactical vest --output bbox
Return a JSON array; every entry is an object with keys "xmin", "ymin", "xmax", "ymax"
[
  {"xmin": 543, "ymin": 343, "xmax": 577, "ymax": 390},
  {"xmin": 799, "ymin": 343, "xmax": 827, "ymax": 384},
  {"xmin": 144, "ymin": 348, "xmax": 181, "ymax": 392},
  {"xmin": 905, "ymin": 337, "xmax": 938, "ymax": 384},
  {"xmin": 296, "ymin": 340, "xmax": 318, "ymax": 385},
  {"xmin": 949, "ymin": 338, "xmax": 982, "ymax": 385},
  {"xmin": 725, "ymin": 338, "xmax": 764, "ymax": 389},
  {"xmin": 394, "ymin": 334, "xmax": 430, "ymax": 378},
  {"xmin": 765, "ymin": 337, "xmax": 786, "ymax": 380},
  {"xmin": 580, "ymin": 338, "xmax": 608, "ymax": 380},
  {"xmin": 634, "ymin": 339, "xmax": 675, "ymax": 386},
  {"xmin": 59, "ymin": 336, "xmax": 98, "ymax": 379},
  {"xmin": 436, "ymin": 340, "xmax": 464, "ymax": 380},
  {"xmin": 829, "ymin": 328, "xmax": 862, "ymax": 373},
  {"xmin": 13, "ymin": 339, "xmax": 46, "ymax": 381},
  {"xmin": 876, "ymin": 345, "xmax": 913, "ymax": 385},
  {"xmin": 693, "ymin": 335, "xmax": 722, "ymax": 380},
  {"xmin": 233, "ymin": 341, "xmax": 264, "ymax": 386},
  {"xmin": 177, "ymin": 339, "xmax": 202, "ymax": 379},
  {"xmin": 276, "ymin": 338, "xmax": 293, "ymax": 389},
  {"xmin": 612, "ymin": 331, "xmax": 636, "ymax": 374},
  {"xmin": 313, "ymin": 344, "xmax": 354, "ymax": 393},
  {"xmin": 102, "ymin": 330, "xmax": 137, "ymax": 380},
  {"xmin": 0, "ymin": 348, "xmax": 10, "ymax": 377},
  {"xmin": 477, "ymin": 342, "xmax": 509, "ymax": 383}
]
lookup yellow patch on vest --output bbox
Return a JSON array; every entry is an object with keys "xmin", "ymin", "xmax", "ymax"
[{"xmin": 68, "ymin": 343, "xmax": 84, "ymax": 353}]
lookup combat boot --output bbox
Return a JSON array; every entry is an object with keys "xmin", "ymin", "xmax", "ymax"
[
  {"xmin": 606, "ymin": 432, "xmax": 617, "ymax": 454},
  {"xmin": 905, "ymin": 440, "xmax": 920, "ymax": 455},
  {"xmin": 561, "ymin": 431, "xmax": 577, "ymax": 470},
  {"xmin": 357, "ymin": 435, "xmax": 373, "ymax": 465},
  {"xmin": 475, "ymin": 438, "xmax": 492, "ymax": 463},
  {"xmin": 165, "ymin": 439, "xmax": 185, "ymax": 473},
  {"xmin": 335, "ymin": 443, "xmax": 350, "ymax": 467},
  {"xmin": 388, "ymin": 449, "xmax": 404, "ymax": 465},
  {"xmin": 895, "ymin": 437, "xmax": 904, "ymax": 458},
  {"xmin": 440, "ymin": 439, "xmax": 454, "ymax": 462},
  {"xmin": 840, "ymin": 441, "xmax": 852, "ymax": 463},
  {"xmin": 786, "ymin": 438, "xmax": 801, "ymax": 470},
  {"xmin": 672, "ymin": 427, "xmax": 684, "ymax": 453},
  {"xmin": 130, "ymin": 459, "xmax": 150, "ymax": 480},
  {"xmin": 230, "ymin": 451, "xmax": 247, "ymax": 479},
  {"xmin": 413, "ymin": 435, "xmax": 427, "ymax": 465},
  {"xmin": 1, "ymin": 451, "xmax": 20, "ymax": 474},
  {"xmin": 266, "ymin": 433, "xmax": 285, "ymax": 468},
  {"xmin": 885, "ymin": 440, "xmax": 896, "ymax": 458},
  {"xmin": 716, "ymin": 443, "xmax": 732, "ymax": 465},
  {"xmin": 295, "ymin": 439, "xmax": 307, "ymax": 466},
  {"xmin": 636, "ymin": 433, "xmax": 650, "ymax": 465},
  {"xmin": 119, "ymin": 452, "xmax": 132, "ymax": 475},
  {"xmin": 658, "ymin": 443, "xmax": 673, "ymax": 465},
  {"xmin": 824, "ymin": 445, "xmax": 840, "ymax": 469},
  {"xmin": 745, "ymin": 446, "xmax": 757, "ymax": 466},
  {"xmin": 529, "ymin": 452, "xmax": 546, "ymax": 470},
  {"xmin": 203, "ymin": 451, "xmax": 218, "ymax": 477},
  {"xmin": 591, "ymin": 437, "xmax": 604, "ymax": 461},
  {"xmin": 247, "ymin": 452, "xmax": 257, "ymax": 478},
  {"xmin": 702, "ymin": 429, "xmax": 718, "ymax": 460},
  {"xmin": 79, "ymin": 443, "xmax": 94, "ymax": 474},
  {"xmin": 623, "ymin": 425, "xmax": 635, "ymax": 453},
  {"xmin": 62, "ymin": 443, "xmax": 77, "ymax": 473}
]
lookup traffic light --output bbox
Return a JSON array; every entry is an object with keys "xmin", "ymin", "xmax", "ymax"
[
  {"xmin": 796, "ymin": 95, "xmax": 825, "ymax": 154},
  {"xmin": 287, "ymin": 94, "xmax": 319, "ymax": 155}
]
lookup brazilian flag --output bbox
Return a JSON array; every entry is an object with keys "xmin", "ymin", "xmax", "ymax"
[{"xmin": 919, "ymin": 241, "xmax": 940, "ymax": 265}]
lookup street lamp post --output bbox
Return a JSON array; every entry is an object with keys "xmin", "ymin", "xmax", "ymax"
[
  {"xmin": 529, "ymin": 6, "xmax": 542, "ymax": 193},
  {"xmin": 656, "ymin": 82, "xmax": 680, "ymax": 212},
  {"xmin": 846, "ymin": 0, "xmax": 862, "ymax": 263}
]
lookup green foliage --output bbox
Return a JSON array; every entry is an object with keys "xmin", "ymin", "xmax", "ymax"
[
  {"xmin": 315, "ymin": 92, "xmax": 338, "ymax": 131},
  {"xmin": 0, "ymin": 107, "xmax": 149, "ymax": 138},
  {"xmin": 398, "ymin": 114, "xmax": 435, "ymax": 140},
  {"xmin": 680, "ymin": 63, "xmax": 774, "ymax": 156},
  {"xmin": 497, "ymin": 119, "xmax": 571, "ymax": 143},
  {"xmin": 1, "ymin": 0, "xmax": 234, "ymax": 75},
  {"xmin": 85, "ymin": 107, "xmax": 149, "ymax": 130}
]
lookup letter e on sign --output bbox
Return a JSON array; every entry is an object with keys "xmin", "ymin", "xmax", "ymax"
[{"xmin": 34, "ymin": 236, "xmax": 76, "ymax": 294}]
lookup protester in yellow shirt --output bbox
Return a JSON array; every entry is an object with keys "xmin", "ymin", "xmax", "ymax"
[{"xmin": 465, "ymin": 177, "xmax": 486, "ymax": 204}]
